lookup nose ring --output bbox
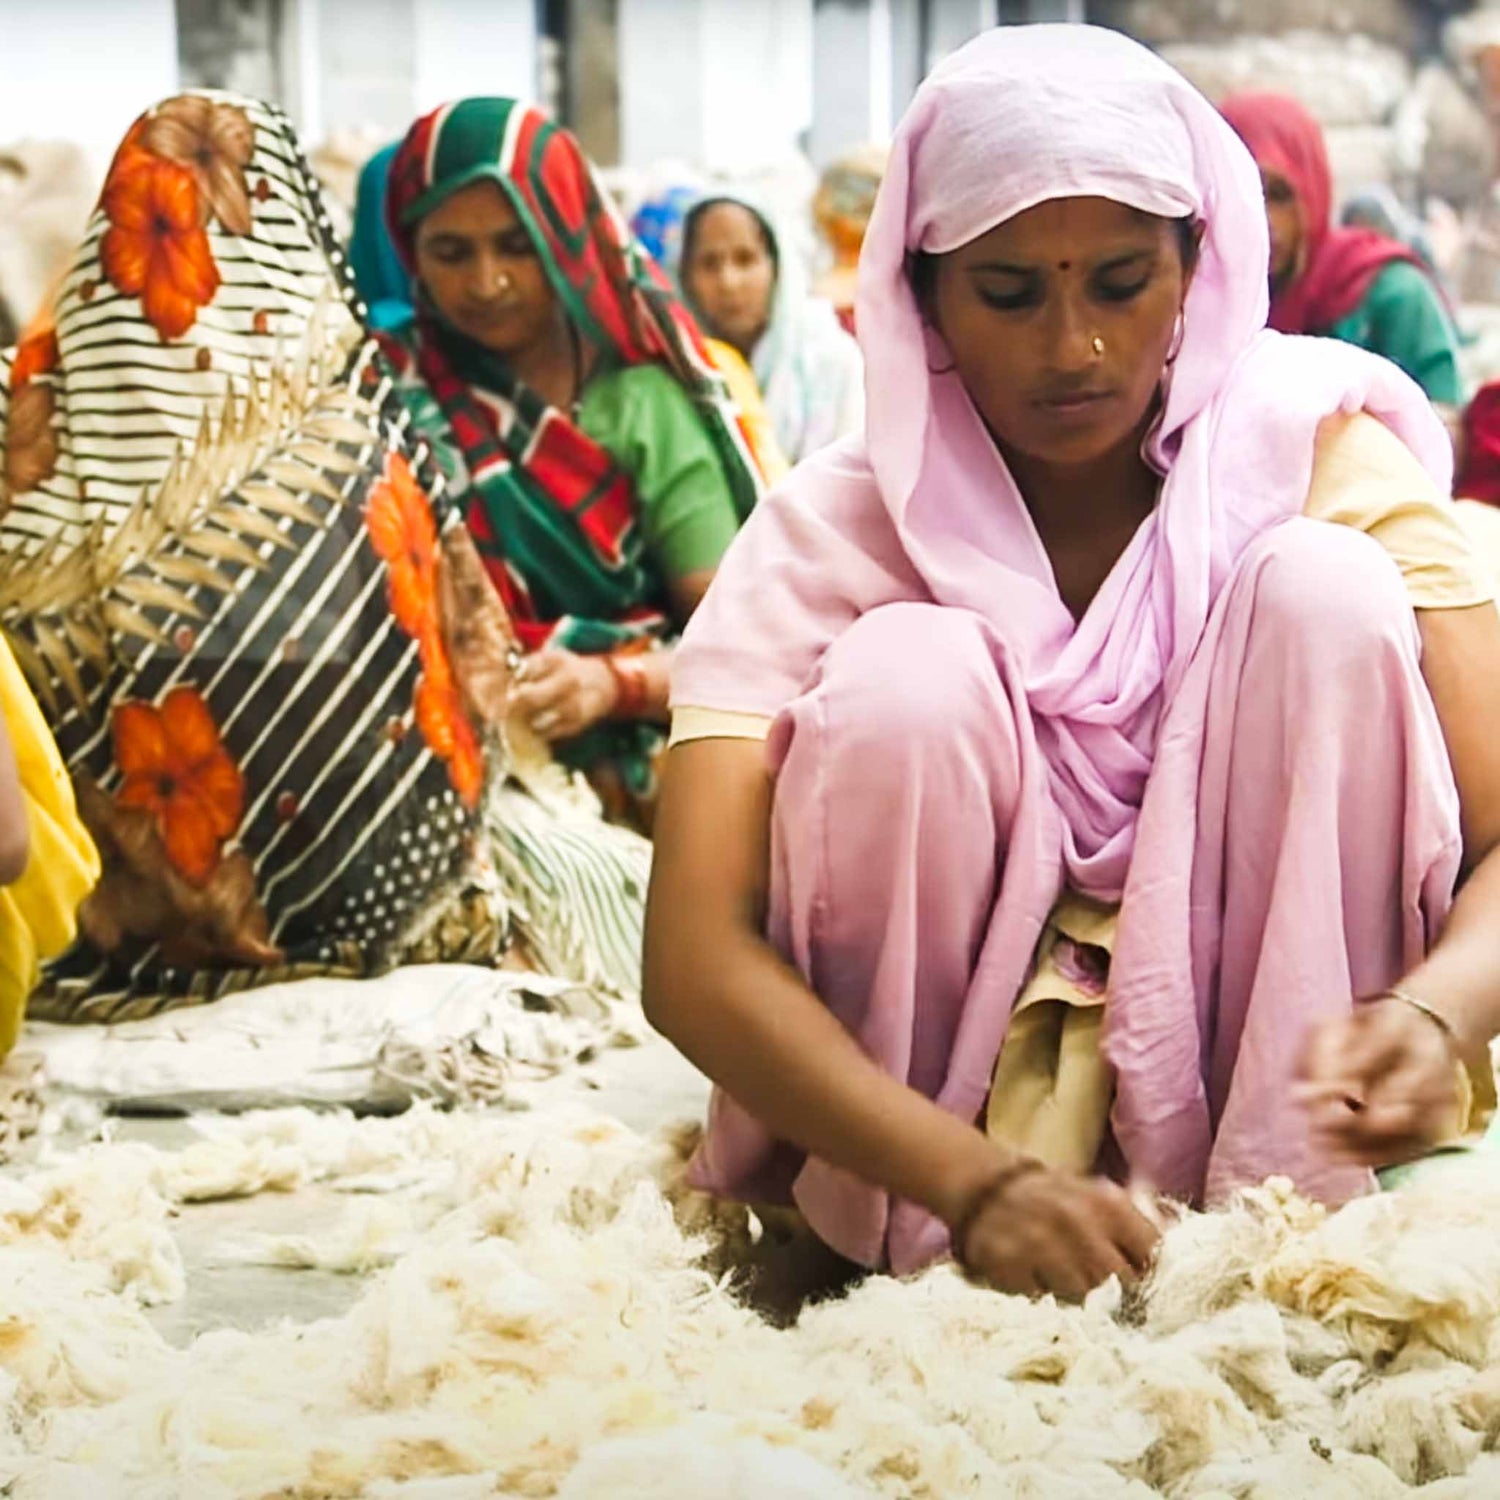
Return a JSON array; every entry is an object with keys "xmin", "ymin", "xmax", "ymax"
[
  {"xmin": 496, "ymin": 272, "xmax": 513, "ymax": 294},
  {"xmin": 1091, "ymin": 335, "xmax": 1105, "ymax": 357}
]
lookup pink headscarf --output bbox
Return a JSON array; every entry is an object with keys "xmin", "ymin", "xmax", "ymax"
[{"xmin": 673, "ymin": 24, "xmax": 1450, "ymax": 903}]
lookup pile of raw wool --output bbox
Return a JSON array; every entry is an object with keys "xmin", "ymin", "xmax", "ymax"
[{"xmin": 0, "ymin": 1105, "xmax": 1499, "ymax": 1498}]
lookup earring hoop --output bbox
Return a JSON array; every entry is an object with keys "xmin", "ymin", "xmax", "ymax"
[{"xmin": 1166, "ymin": 310, "xmax": 1185, "ymax": 365}]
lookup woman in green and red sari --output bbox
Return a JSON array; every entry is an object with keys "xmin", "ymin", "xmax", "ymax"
[{"xmin": 381, "ymin": 98, "xmax": 763, "ymax": 827}]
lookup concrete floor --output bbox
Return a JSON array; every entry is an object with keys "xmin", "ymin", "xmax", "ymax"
[{"xmin": 25, "ymin": 1035, "xmax": 714, "ymax": 1349}]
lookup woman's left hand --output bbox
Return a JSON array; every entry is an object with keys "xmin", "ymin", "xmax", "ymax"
[
  {"xmin": 1296, "ymin": 996, "xmax": 1463, "ymax": 1167},
  {"xmin": 509, "ymin": 650, "xmax": 618, "ymax": 742}
]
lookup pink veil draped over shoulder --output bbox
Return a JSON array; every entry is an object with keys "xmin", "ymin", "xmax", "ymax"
[{"xmin": 673, "ymin": 23, "xmax": 1450, "ymax": 904}]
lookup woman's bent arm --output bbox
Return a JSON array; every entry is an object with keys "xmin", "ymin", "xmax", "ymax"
[
  {"xmin": 1303, "ymin": 601, "xmax": 1500, "ymax": 1163},
  {"xmin": 643, "ymin": 737, "xmax": 1161, "ymax": 1295},
  {"xmin": 642, "ymin": 737, "xmax": 1003, "ymax": 1227}
]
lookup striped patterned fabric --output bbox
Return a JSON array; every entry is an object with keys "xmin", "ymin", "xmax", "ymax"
[{"xmin": 0, "ymin": 93, "xmax": 649, "ymax": 1022}]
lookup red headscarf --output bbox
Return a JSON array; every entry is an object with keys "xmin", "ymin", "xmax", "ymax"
[
  {"xmin": 1220, "ymin": 92, "xmax": 1427, "ymax": 336},
  {"xmin": 1458, "ymin": 384, "xmax": 1500, "ymax": 506}
]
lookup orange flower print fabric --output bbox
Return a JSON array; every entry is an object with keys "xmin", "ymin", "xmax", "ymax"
[
  {"xmin": 366, "ymin": 452, "xmax": 487, "ymax": 810},
  {"xmin": 142, "ymin": 96, "xmax": 255, "ymax": 235},
  {"xmin": 112, "ymin": 686, "xmax": 246, "ymax": 885},
  {"xmin": 3, "ymin": 326, "xmax": 62, "ymax": 504},
  {"xmin": 414, "ymin": 655, "xmax": 485, "ymax": 810},
  {"xmin": 11, "ymin": 329, "xmax": 59, "ymax": 390},
  {"xmin": 6, "ymin": 93, "xmax": 495, "ymax": 1019},
  {"xmin": 3, "ymin": 386, "xmax": 58, "ymax": 502},
  {"xmin": 366, "ymin": 451, "xmax": 440, "ymax": 641},
  {"xmin": 94, "ymin": 95, "xmax": 255, "ymax": 344},
  {"xmin": 101, "ymin": 152, "xmax": 222, "ymax": 342}
]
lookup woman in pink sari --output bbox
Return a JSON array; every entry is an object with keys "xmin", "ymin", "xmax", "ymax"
[{"xmin": 643, "ymin": 26, "xmax": 1500, "ymax": 1299}]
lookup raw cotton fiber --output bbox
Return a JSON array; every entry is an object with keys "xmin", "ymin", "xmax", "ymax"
[{"xmin": 1, "ymin": 1104, "xmax": 1500, "ymax": 1497}]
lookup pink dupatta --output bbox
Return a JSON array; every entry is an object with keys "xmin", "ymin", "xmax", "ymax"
[{"xmin": 674, "ymin": 24, "xmax": 1450, "ymax": 903}]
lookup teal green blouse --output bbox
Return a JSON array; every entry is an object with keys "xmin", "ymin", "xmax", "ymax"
[{"xmin": 1323, "ymin": 261, "xmax": 1461, "ymax": 406}]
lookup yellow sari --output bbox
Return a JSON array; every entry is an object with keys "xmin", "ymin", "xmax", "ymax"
[
  {"xmin": 0, "ymin": 637, "xmax": 98, "ymax": 1054},
  {"xmin": 704, "ymin": 339, "xmax": 790, "ymax": 487}
]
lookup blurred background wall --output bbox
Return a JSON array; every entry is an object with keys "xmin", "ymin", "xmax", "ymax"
[{"xmin": 2, "ymin": 0, "xmax": 1499, "ymax": 305}]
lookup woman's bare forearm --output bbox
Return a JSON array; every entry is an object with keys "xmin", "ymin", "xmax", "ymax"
[
  {"xmin": 1398, "ymin": 847, "xmax": 1500, "ymax": 1061},
  {"xmin": 636, "ymin": 648, "xmax": 672, "ymax": 722},
  {"xmin": 1406, "ymin": 604, "xmax": 1500, "ymax": 1059},
  {"xmin": 643, "ymin": 739, "xmax": 1010, "ymax": 1227}
]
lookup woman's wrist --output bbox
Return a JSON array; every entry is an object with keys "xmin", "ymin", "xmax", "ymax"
[
  {"xmin": 1370, "ymin": 966, "xmax": 1491, "ymax": 1066},
  {"xmin": 947, "ymin": 1154, "xmax": 1046, "ymax": 1269},
  {"xmin": 602, "ymin": 650, "xmax": 651, "ymax": 720},
  {"xmin": 1369, "ymin": 986, "xmax": 1462, "ymax": 1053},
  {"xmin": 927, "ymin": 1126, "xmax": 1035, "ymax": 1231}
]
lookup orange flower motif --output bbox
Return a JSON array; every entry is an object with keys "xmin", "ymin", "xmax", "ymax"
[
  {"xmin": 143, "ymin": 95, "xmax": 255, "ymax": 235},
  {"xmin": 75, "ymin": 777, "xmax": 281, "ymax": 969},
  {"xmin": 11, "ymin": 328, "xmax": 59, "ymax": 390},
  {"xmin": 3, "ymin": 381, "xmax": 58, "ymax": 500},
  {"xmin": 365, "ymin": 453, "xmax": 440, "ymax": 642},
  {"xmin": 106, "ymin": 115, "xmax": 151, "ymax": 174},
  {"xmin": 111, "ymin": 686, "xmax": 245, "ymax": 885},
  {"xmin": 414, "ymin": 649, "xmax": 485, "ymax": 810},
  {"xmin": 100, "ymin": 152, "xmax": 221, "ymax": 342}
]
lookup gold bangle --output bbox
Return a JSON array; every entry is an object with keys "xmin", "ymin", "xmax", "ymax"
[{"xmin": 1373, "ymin": 986, "xmax": 1461, "ymax": 1052}]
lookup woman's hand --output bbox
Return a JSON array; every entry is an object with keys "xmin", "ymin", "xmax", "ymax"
[
  {"xmin": 509, "ymin": 650, "xmax": 618, "ymax": 742},
  {"xmin": 954, "ymin": 1163, "xmax": 1161, "ymax": 1300},
  {"xmin": 1297, "ymin": 997, "xmax": 1464, "ymax": 1167}
]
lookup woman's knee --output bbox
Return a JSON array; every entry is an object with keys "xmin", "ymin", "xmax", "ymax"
[
  {"xmin": 809, "ymin": 603, "xmax": 1012, "ymax": 766},
  {"xmin": 1244, "ymin": 518, "xmax": 1414, "ymax": 666}
]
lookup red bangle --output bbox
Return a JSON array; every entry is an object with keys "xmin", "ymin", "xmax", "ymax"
[{"xmin": 603, "ymin": 652, "xmax": 650, "ymax": 720}]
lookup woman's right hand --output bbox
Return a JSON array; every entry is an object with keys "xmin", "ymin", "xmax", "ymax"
[{"xmin": 954, "ymin": 1164, "xmax": 1162, "ymax": 1300}]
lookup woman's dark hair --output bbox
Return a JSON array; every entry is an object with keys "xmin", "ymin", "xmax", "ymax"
[
  {"xmin": 907, "ymin": 214, "xmax": 1201, "ymax": 306},
  {"xmin": 1174, "ymin": 215, "xmax": 1202, "ymax": 271},
  {"xmin": 681, "ymin": 198, "xmax": 779, "ymax": 275}
]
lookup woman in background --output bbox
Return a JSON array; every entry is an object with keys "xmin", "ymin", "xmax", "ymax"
[
  {"xmin": 348, "ymin": 142, "xmax": 414, "ymax": 332},
  {"xmin": 0, "ymin": 90, "xmax": 656, "ymax": 1022},
  {"xmin": 679, "ymin": 189, "xmax": 863, "ymax": 467},
  {"xmin": 380, "ymin": 97, "xmax": 763, "ymax": 824},
  {"xmin": 1221, "ymin": 92, "xmax": 1462, "ymax": 408},
  {"xmin": 812, "ymin": 144, "xmax": 886, "ymax": 337}
]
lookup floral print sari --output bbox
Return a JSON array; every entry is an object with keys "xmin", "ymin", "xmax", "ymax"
[{"xmin": 0, "ymin": 93, "xmax": 649, "ymax": 1020}]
